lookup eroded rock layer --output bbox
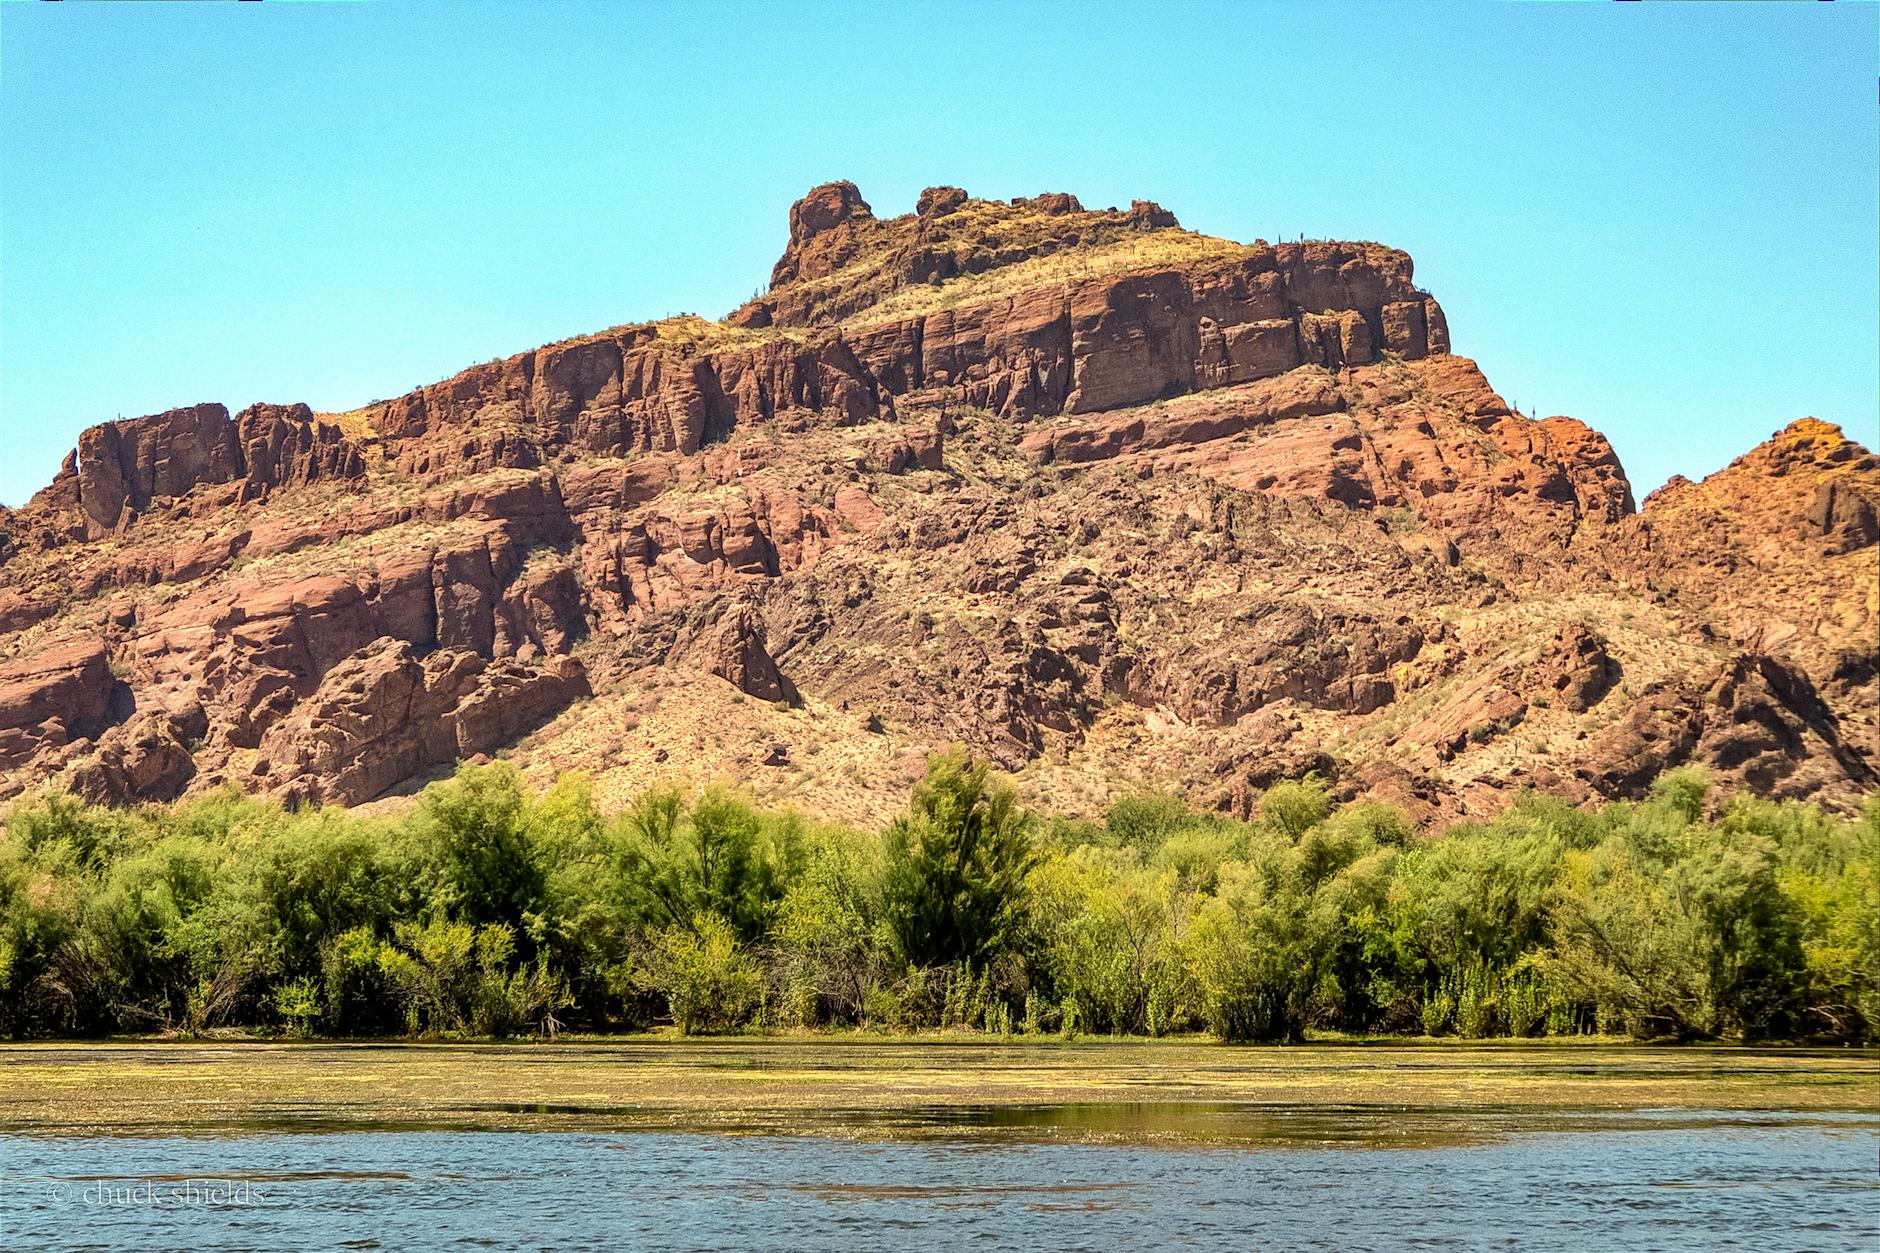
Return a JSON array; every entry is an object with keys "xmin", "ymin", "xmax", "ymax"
[{"xmin": 2, "ymin": 184, "xmax": 1873, "ymax": 819}]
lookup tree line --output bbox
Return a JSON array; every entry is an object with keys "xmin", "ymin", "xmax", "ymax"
[{"xmin": 1, "ymin": 752, "xmax": 1873, "ymax": 1043}]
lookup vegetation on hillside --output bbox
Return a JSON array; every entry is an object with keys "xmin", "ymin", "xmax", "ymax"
[
  {"xmin": 1, "ymin": 753, "xmax": 1872, "ymax": 1044},
  {"xmin": 844, "ymin": 228, "xmax": 1254, "ymax": 327}
]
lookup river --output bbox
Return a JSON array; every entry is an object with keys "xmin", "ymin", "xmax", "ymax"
[{"xmin": 3, "ymin": 1041, "xmax": 1875, "ymax": 1249}]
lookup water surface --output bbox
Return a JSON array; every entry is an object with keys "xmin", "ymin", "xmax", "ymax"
[
  {"xmin": 4, "ymin": 1042, "xmax": 1876, "ymax": 1249},
  {"xmin": 5, "ymin": 1113, "xmax": 1876, "ymax": 1251}
]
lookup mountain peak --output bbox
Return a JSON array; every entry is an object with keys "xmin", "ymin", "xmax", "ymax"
[
  {"xmin": 743, "ymin": 183, "xmax": 1202, "ymax": 329},
  {"xmin": 770, "ymin": 180, "xmax": 875, "ymax": 288}
]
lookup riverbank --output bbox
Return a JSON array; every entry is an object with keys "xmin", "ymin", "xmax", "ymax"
[{"xmin": 7, "ymin": 1038, "xmax": 1876, "ymax": 1142}]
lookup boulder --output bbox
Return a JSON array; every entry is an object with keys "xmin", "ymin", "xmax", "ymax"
[
  {"xmin": 67, "ymin": 704, "xmax": 206, "ymax": 804},
  {"xmin": 916, "ymin": 185, "xmax": 969, "ymax": 218},
  {"xmin": 683, "ymin": 603, "xmax": 799, "ymax": 705},
  {"xmin": 1530, "ymin": 622, "xmax": 1620, "ymax": 712},
  {"xmin": 0, "ymin": 639, "xmax": 115, "ymax": 768},
  {"xmin": 1025, "ymin": 192, "xmax": 1083, "ymax": 215}
]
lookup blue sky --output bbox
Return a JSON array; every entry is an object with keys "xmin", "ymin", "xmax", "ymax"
[{"xmin": 2, "ymin": 1, "xmax": 1874, "ymax": 507}]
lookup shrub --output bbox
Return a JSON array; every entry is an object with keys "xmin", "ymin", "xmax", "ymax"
[
  {"xmin": 1259, "ymin": 776, "xmax": 1334, "ymax": 839},
  {"xmin": 635, "ymin": 912, "xmax": 761, "ymax": 1034},
  {"xmin": 0, "ymin": 757, "xmax": 1870, "ymax": 1045},
  {"xmin": 378, "ymin": 919, "xmax": 478, "ymax": 1036},
  {"xmin": 1105, "ymin": 792, "xmax": 1197, "ymax": 852},
  {"xmin": 275, "ymin": 977, "xmax": 320, "ymax": 1039},
  {"xmin": 468, "ymin": 924, "xmax": 571, "ymax": 1038}
]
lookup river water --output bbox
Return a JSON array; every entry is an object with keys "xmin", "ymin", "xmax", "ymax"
[{"xmin": 5, "ymin": 1108, "xmax": 1876, "ymax": 1250}]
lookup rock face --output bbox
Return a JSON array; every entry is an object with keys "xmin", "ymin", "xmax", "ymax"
[
  {"xmin": 1400, "ymin": 623, "xmax": 1619, "ymax": 768},
  {"xmin": 354, "ymin": 210, "xmax": 1449, "ymax": 475},
  {"xmin": 1573, "ymin": 652, "xmax": 1876, "ymax": 802},
  {"xmin": 74, "ymin": 402, "xmax": 365, "ymax": 534},
  {"xmin": 2, "ymin": 183, "xmax": 1874, "ymax": 819},
  {"xmin": 254, "ymin": 640, "xmax": 590, "ymax": 805},
  {"xmin": 68, "ymin": 705, "xmax": 206, "ymax": 805},
  {"xmin": 77, "ymin": 404, "xmax": 241, "ymax": 531},
  {"xmin": 0, "ymin": 640, "xmax": 115, "ymax": 770}
]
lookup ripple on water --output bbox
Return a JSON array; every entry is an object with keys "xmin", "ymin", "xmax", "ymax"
[{"xmin": 2, "ymin": 1110, "xmax": 1876, "ymax": 1251}]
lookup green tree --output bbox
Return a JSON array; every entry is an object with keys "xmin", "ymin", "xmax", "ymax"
[
  {"xmin": 1548, "ymin": 813, "xmax": 1805, "ymax": 1040},
  {"xmin": 377, "ymin": 918, "xmax": 478, "ymax": 1035},
  {"xmin": 244, "ymin": 810, "xmax": 405, "ymax": 984},
  {"xmin": 82, "ymin": 836, "xmax": 223, "ymax": 1031},
  {"xmin": 1029, "ymin": 846, "xmax": 1187, "ymax": 1034},
  {"xmin": 1388, "ymin": 821, "xmax": 1564, "ymax": 1034},
  {"xmin": 1769, "ymin": 797, "xmax": 1879, "ymax": 1039},
  {"xmin": 3, "ymin": 791, "xmax": 133, "ymax": 875},
  {"xmin": 880, "ymin": 751, "xmax": 1035, "ymax": 969},
  {"xmin": 635, "ymin": 911, "xmax": 762, "ymax": 1034},
  {"xmin": 0, "ymin": 837, "xmax": 88, "ymax": 1035},
  {"xmin": 1185, "ymin": 822, "xmax": 1391, "ymax": 1043},
  {"xmin": 1653, "ymin": 767, "xmax": 1711, "ymax": 824},
  {"xmin": 769, "ymin": 826, "xmax": 885, "ymax": 1024},
  {"xmin": 611, "ymin": 786, "xmax": 802, "ymax": 942},
  {"xmin": 1260, "ymin": 775, "xmax": 1334, "ymax": 840},
  {"xmin": 531, "ymin": 774, "xmax": 636, "ymax": 1028},
  {"xmin": 410, "ymin": 764, "xmax": 545, "ymax": 929}
]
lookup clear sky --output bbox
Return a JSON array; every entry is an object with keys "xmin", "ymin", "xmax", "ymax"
[{"xmin": 2, "ymin": 1, "xmax": 1875, "ymax": 507}]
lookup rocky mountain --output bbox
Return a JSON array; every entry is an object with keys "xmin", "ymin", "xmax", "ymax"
[{"xmin": 2, "ymin": 182, "xmax": 1874, "ymax": 823}]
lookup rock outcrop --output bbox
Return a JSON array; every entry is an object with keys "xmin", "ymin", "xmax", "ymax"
[
  {"xmin": 72, "ymin": 402, "xmax": 366, "ymax": 535},
  {"xmin": 1400, "ymin": 623, "xmax": 1618, "ymax": 766},
  {"xmin": 679, "ymin": 602, "xmax": 800, "ymax": 705},
  {"xmin": 253, "ymin": 640, "xmax": 590, "ymax": 805},
  {"xmin": 234, "ymin": 403, "xmax": 368, "ymax": 499},
  {"xmin": 2, "ymin": 184, "xmax": 1873, "ymax": 819},
  {"xmin": 1573, "ymin": 652, "xmax": 1876, "ymax": 803},
  {"xmin": 0, "ymin": 639, "xmax": 116, "ymax": 770},
  {"xmin": 67, "ymin": 704, "xmax": 206, "ymax": 805}
]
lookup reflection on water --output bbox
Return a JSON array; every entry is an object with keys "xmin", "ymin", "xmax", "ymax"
[
  {"xmin": 4, "ymin": 1109, "xmax": 1875, "ymax": 1251},
  {"xmin": 429, "ymin": 1099, "xmax": 1880, "ymax": 1151}
]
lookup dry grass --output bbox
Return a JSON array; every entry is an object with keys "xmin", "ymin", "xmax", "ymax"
[
  {"xmin": 846, "ymin": 230, "xmax": 1254, "ymax": 328},
  {"xmin": 511, "ymin": 669, "xmax": 927, "ymax": 829},
  {"xmin": 650, "ymin": 314, "xmax": 799, "ymax": 356},
  {"xmin": 315, "ymin": 405, "xmax": 381, "ymax": 442},
  {"xmin": 227, "ymin": 516, "xmax": 483, "ymax": 585}
]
